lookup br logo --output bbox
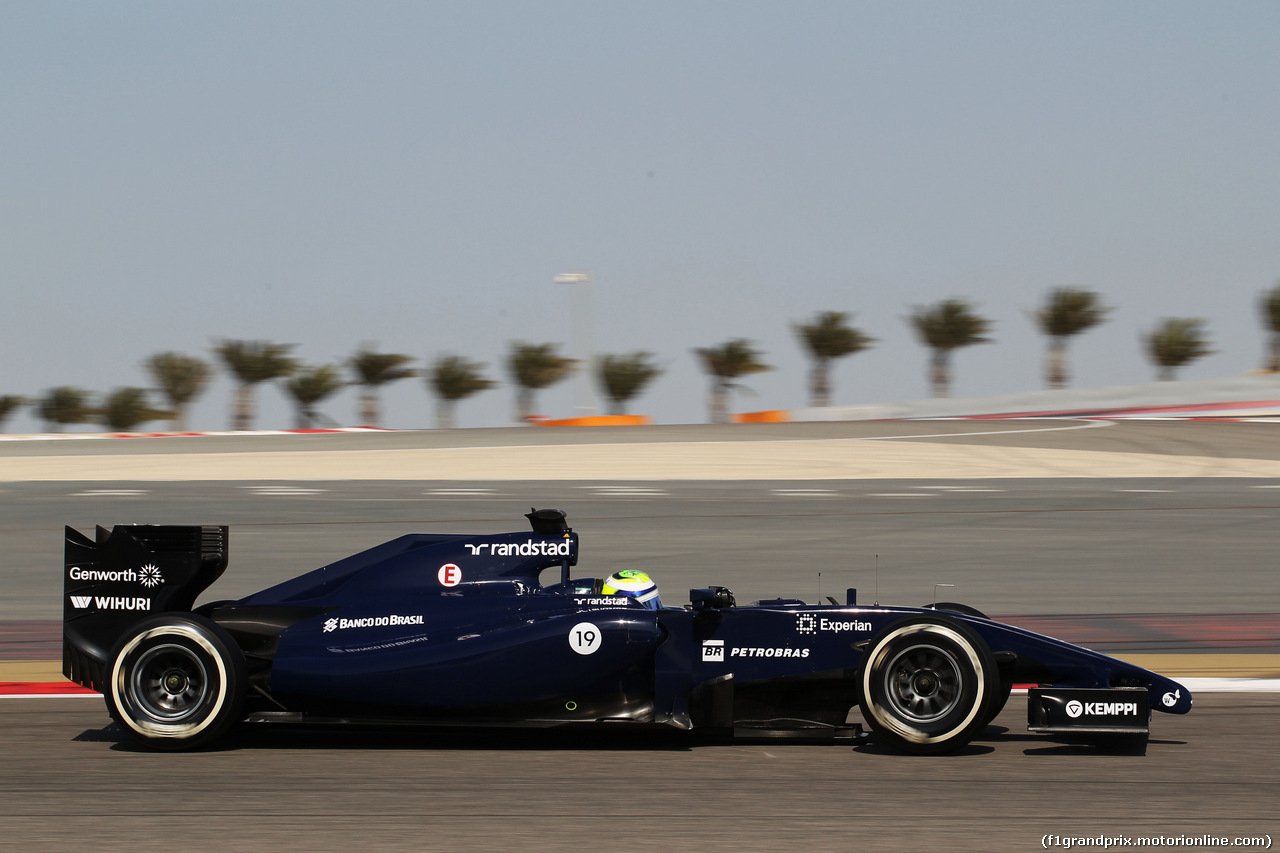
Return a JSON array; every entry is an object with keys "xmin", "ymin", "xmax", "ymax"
[{"xmin": 702, "ymin": 640, "xmax": 725, "ymax": 662}]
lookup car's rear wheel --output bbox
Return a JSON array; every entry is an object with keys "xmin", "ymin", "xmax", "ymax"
[
  {"xmin": 859, "ymin": 615, "xmax": 999, "ymax": 755},
  {"xmin": 106, "ymin": 614, "xmax": 246, "ymax": 751}
]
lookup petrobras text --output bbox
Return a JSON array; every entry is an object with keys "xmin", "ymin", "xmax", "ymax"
[{"xmin": 729, "ymin": 647, "xmax": 811, "ymax": 658}]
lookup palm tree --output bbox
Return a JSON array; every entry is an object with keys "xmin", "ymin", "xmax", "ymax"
[
  {"xmin": 1034, "ymin": 288, "xmax": 1108, "ymax": 389},
  {"xmin": 37, "ymin": 386, "xmax": 94, "ymax": 433},
  {"xmin": 284, "ymin": 364, "xmax": 344, "ymax": 429},
  {"xmin": 0, "ymin": 395, "xmax": 27, "ymax": 432},
  {"xmin": 349, "ymin": 347, "xmax": 416, "ymax": 428},
  {"xmin": 794, "ymin": 311, "xmax": 874, "ymax": 406},
  {"xmin": 506, "ymin": 342, "xmax": 577, "ymax": 423},
  {"xmin": 429, "ymin": 355, "xmax": 494, "ymax": 429},
  {"xmin": 908, "ymin": 300, "xmax": 993, "ymax": 397},
  {"xmin": 1147, "ymin": 318, "xmax": 1213, "ymax": 381},
  {"xmin": 213, "ymin": 340, "xmax": 298, "ymax": 431},
  {"xmin": 1260, "ymin": 284, "xmax": 1280, "ymax": 372},
  {"xmin": 98, "ymin": 387, "xmax": 170, "ymax": 432},
  {"xmin": 694, "ymin": 339, "xmax": 771, "ymax": 424},
  {"xmin": 597, "ymin": 352, "xmax": 662, "ymax": 416},
  {"xmin": 145, "ymin": 352, "xmax": 211, "ymax": 431}
]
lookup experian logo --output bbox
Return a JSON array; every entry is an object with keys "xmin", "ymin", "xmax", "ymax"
[{"xmin": 796, "ymin": 613, "xmax": 872, "ymax": 635}]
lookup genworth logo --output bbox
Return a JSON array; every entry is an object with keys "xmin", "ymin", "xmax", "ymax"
[
  {"xmin": 67, "ymin": 564, "xmax": 164, "ymax": 587},
  {"xmin": 138, "ymin": 564, "xmax": 164, "ymax": 588}
]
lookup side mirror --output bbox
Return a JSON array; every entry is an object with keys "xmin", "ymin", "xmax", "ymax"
[
  {"xmin": 690, "ymin": 586, "xmax": 736, "ymax": 611},
  {"xmin": 525, "ymin": 508, "xmax": 569, "ymax": 534}
]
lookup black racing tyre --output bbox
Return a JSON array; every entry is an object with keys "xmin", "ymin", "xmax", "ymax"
[
  {"xmin": 918, "ymin": 603, "xmax": 1011, "ymax": 727},
  {"xmin": 984, "ymin": 677, "xmax": 1014, "ymax": 727},
  {"xmin": 921, "ymin": 601, "xmax": 989, "ymax": 620},
  {"xmin": 858, "ymin": 615, "xmax": 1000, "ymax": 755},
  {"xmin": 105, "ymin": 614, "xmax": 247, "ymax": 751}
]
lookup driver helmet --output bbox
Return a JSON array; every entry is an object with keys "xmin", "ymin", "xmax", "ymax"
[{"xmin": 601, "ymin": 570, "xmax": 662, "ymax": 610}]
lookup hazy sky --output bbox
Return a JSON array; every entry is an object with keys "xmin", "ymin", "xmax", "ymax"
[{"xmin": 3, "ymin": 2, "xmax": 1279, "ymax": 432}]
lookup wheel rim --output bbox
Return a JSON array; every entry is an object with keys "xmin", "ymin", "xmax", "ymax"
[
  {"xmin": 881, "ymin": 642, "xmax": 963, "ymax": 724},
  {"xmin": 128, "ymin": 643, "xmax": 209, "ymax": 722}
]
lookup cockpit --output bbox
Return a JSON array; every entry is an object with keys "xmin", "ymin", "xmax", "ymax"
[{"xmin": 525, "ymin": 508, "xmax": 663, "ymax": 609}]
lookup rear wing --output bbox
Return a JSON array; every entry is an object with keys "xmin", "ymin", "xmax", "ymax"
[{"xmin": 63, "ymin": 525, "xmax": 229, "ymax": 690}]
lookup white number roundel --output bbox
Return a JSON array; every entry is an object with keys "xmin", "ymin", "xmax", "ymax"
[{"xmin": 569, "ymin": 622, "xmax": 602, "ymax": 655}]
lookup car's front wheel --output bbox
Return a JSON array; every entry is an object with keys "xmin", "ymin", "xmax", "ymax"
[
  {"xmin": 106, "ymin": 614, "xmax": 247, "ymax": 751},
  {"xmin": 858, "ymin": 615, "xmax": 999, "ymax": 755},
  {"xmin": 919, "ymin": 602, "xmax": 1013, "ymax": 727}
]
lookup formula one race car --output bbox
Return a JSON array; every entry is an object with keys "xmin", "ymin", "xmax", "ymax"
[{"xmin": 62, "ymin": 510, "xmax": 1191, "ymax": 754}]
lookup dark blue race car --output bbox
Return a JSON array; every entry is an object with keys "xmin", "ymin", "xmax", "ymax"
[{"xmin": 62, "ymin": 509, "xmax": 1191, "ymax": 754}]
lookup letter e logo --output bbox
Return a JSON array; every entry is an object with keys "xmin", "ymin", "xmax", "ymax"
[{"xmin": 438, "ymin": 564, "xmax": 462, "ymax": 587}]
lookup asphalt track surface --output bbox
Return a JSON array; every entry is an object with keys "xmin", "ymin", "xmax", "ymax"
[
  {"xmin": 2, "ymin": 421, "xmax": 1278, "ymax": 850},
  {"xmin": 1, "ymin": 694, "xmax": 1275, "ymax": 852}
]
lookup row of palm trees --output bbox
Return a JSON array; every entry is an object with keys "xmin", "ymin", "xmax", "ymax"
[
  {"xmin": 704, "ymin": 286, "xmax": 1227, "ymax": 416},
  {"xmin": 908, "ymin": 289, "xmax": 1222, "ymax": 392},
  {"xmin": 3, "ymin": 286, "xmax": 1276, "ymax": 432},
  {"xmin": 0, "ymin": 341, "xmax": 640, "ymax": 433}
]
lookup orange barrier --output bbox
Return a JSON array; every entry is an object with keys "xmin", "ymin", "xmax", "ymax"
[
  {"xmin": 532, "ymin": 415, "xmax": 652, "ymax": 427},
  {"xmin": 731, "ymin": 410, "xmax": 791, "ymax": 424}
]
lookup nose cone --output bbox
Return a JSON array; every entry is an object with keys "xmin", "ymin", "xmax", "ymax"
[{"xmin": 1154, "ymin": 681, "xmax": 1192, "ymax": 714}]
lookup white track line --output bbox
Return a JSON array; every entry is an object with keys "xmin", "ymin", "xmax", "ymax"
[
  {"xmin": 1178, "ymin": 677, "xmax": 1280, "ymax": 692},
  {"xmin": 867, "ymin": 493, "xmax": 932, "ymax": 497},
  {"xmin": 1010, "ymin": 678, "xmax": 1280, "ymax": 693}
]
